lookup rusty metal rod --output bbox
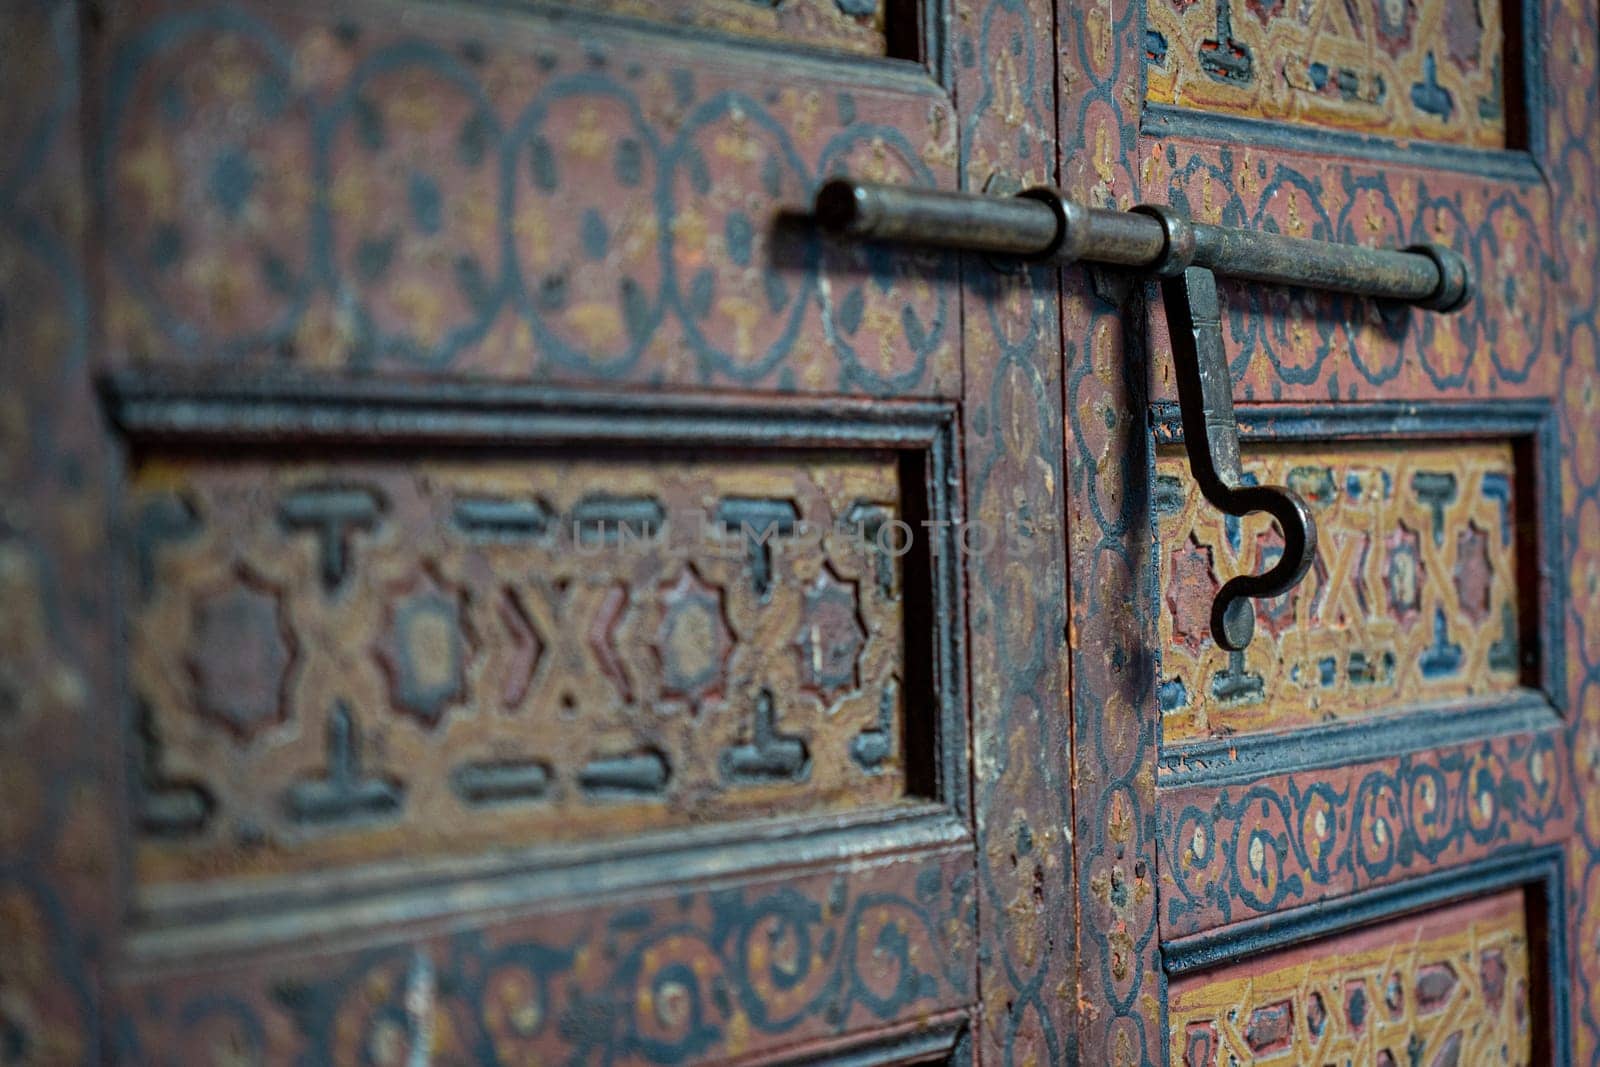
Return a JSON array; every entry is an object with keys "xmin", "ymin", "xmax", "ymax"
[{"xmin": 814, "ymin": 179, "xmax": 1472, "ymax": 312}]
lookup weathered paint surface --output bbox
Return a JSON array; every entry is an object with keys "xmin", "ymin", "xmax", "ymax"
[
  {"xmin": 5, "ymin": 0, "xmax": 1085, "ymax": 1059},
  {"xmin": 2, "ymin": 0, "xmax": 1598, "ymax": 1057},
  {"xmin": 130, "ymin": 452, "xmax": 913, "ymax": 887},
  {"xmin": 1159, "ymin": 731, "xmax": 1571, "ymax": 934},
  {"xmin": 96, "ymin": 0, "xmax": 960, "ymax": 396},
  {"xmin": 1158, "ymin": 440, "xmax": 1522, "ymax": 741},
  {"xmin": 1170, "ymin": 888, "xmax": 1533, "ymax": 1065},
  {"xmin": 1075, "ymin": 0, "xmax": 1595, "ymax": 1048},
  {"xmin": 1147, "ymin": 0, "xmax": 1508, "ymax": 147},
  {"xmin": 116, "ymin": 852, "xmax": 978, "ymax": 1064},
  {"xmin": 582, "ymin": 0, "xmax": 895, "ymax": 58}
]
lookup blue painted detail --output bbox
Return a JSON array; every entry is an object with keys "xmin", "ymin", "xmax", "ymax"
[
  {"xmin": 149, "ymin": 224, "xmax": 184, "ymax": 270},
  {"xmin": 670, "ymin": 69, "xmax": 695, "ymax": 107},
  {"xmin": 1224, "ymin": 472, "xmax": 1260, "ymax": 552},
  {"xmin": 837, "ymin": 287, "xmax": 864, "ymax": 334},
  {"xmin": 760, "ymin": 154, "xmax": 784, "ymax": 198},
  {"xmin": 834, "ymin": 0, "xmax": 878, "ymax": 15},
  {"xmin": 1153, "ymin": 474, "xmax": 1185, "ymax": 516},
  {"xmin": 581, "ymin": 208, "xmax": 609, "ymax": 260},
  {"xmin": 1479, "ymin": 56, "xmax": 1505, "ymax": 120},
  {"xmin": 614, "ymin": 137, "xmax": 642, "ymax": 187},
  {"xmin": 725, "ymin": 212, "xmax": 753, "ymax": 267},
  {"xmin": 260, "ymin": 251, "xmax": 295, "ymax": 298},
  {"xmin": 1412, "ymin": 470, "xmax": 1458, "ymax": 545},
  {"xmin": 353, "ymin": 96, "xmax": 385, "ymax": 150},
  {"xmin": 1347, "ymin": 980, "xmax": 1368, "ymax": 1028},
  {"xmin": 1211, "ymin": 650, "xmax": 1264, "ymax": 704},
  {"xmin": 1287, "ymin": 466, "xmax": 1335, "ymax": 505},
  {"xmin": 408, "ymin": 172, "xmax": 443, "ymax": 235},
  {"xmin": 763, "ymin": 272, "xmax": 789, "ymax": 315},
  {"xmin": 527, "ymin": 134, "xmax": 558, "ymax": 191},
  {"xmin": 1410, "ymin": 53, "xmax": 1455, "ymax": 119},
  {"xmin": 1481, "ymin": 471, "xmax": 1512, "ymax": 544},
  {"xmin": 1318, "ymin": 656, "xmax": 1336, "ymax": 686},
  {"xmin": 355, "ymin": 233, "xmax": 396, "ymax": 282},
  {"xmin": 681, "ymin": 143, "xmax": 712, "ymax": 195},
  {"xmin": 454, "ymin": 256, "xmax": 494, "ymax": 313},
  {"xmin": 1308, "ymin": 62, "xmax": 1328, "ymax": 89},
  {"xmin": 536, "ymin": 273, "xmax": 567, "ymax": 312},
  {"xmin": 686, "ymin": 269, "xmax": 715, "ymax": 320},
  {"xmin": 1347, "ymin": 649, "xmax": 1395, "ymax": 686},
  {"xmin": 255, "ymin": 73, "xmax": 289, "ymax": 119},
  {"xmin": 1145, "ymin": 29, "xmax": 1168, "ymax": 64},
  {"xmin": 209, "ymin": 147, "xmax": 257, "ymax": 221},
  {"xmin": 456, "ymin": 111, "xmax": 491, "ymax": 167},
  {"xmin": 1488, "ymin": 602, "xmax": 1519, "ymax": 672},
  {"xmin": 620, "ymin": 278, "xmax": 651, "ymax": 343},
  {"xmin": 1158, "ymin": 677, "xmax": 1189, "ymax": 712},
  {"xmin": 159, "ymin": 79, "xmax": 187, "ymax": 123},
  {"xmin": 902, "ymin": 307, "xmax": 928, "ymax": 352},
  {"xmin": 508, "ymin": 75, "xmax": 666, "ymax": 378},
  {"xmin": 866, "ymin": 242, "xmax": 897, "ymax": 293},
  {"xmin": 1420, "ymin": 607, "xmax": 1464, "ymax": 678}
]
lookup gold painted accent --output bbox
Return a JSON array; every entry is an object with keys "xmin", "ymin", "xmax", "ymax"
[
  {"xmin": 130, "ymin": 452, "xmax": 911, "ymax": 889},
  {"xmin": 1158, "ymin": 441, "xmax": 1521, "ymax": 742},
  {"xmin": 1147, "ymin": 0, "xmax": 1507, "ymax": 148},
  {"xmin": 1169, "ymin": 889, "xmax": 1533, "ymax": 1065},
  {"xmin": 579, "ymin": 0, "xmax": 887, "ymax": 58}
]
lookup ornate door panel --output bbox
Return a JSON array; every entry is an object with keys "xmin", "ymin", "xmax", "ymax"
[
  {"xmin": 3, "ymin": 0, "xmax": 1078, "ymax": 1062},
  {"xmin": 7, "ymin": 0, "xmax": 1599, "ymax": 1061},
  {"xmin": 1048, "ymin": 0, "xmax": 1598, "ymax": 1055}
]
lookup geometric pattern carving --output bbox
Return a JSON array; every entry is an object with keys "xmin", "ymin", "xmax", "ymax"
[
  {"xmin": 127, "ymin": 451, "xmax": 911, "ymax": 888},
  {"xmin": 653, "ymin": 566, "xmax": 733, "ymax": 713},
  {"xmin": 1158, "ymin": 441, "xmax": 1522, "ymax": 743},
  {"xmin": 374, "ymin": 568, "xmax": 472, "ymax": 728},
  {"xmin": 1147, "ymin": 0, "xmax": 1506, "ymax": 148},
  {"xmin": 1170, "ymin": 889, "xmax": 1532, "ymax": 1065},
  {"xmin": 183, "ymin": 569, "xmax": 296, "ymax": 740},
  {"xmin": 792, "ymin": 564, "xmax": 867, "ymax": 706}
]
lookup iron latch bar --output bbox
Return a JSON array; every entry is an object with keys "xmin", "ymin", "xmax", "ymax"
[
  {"xmin": 813, "ymin": 179, "xmax": 1473, "ymax": 650},
  {"xmin": 814, "ymin": 179, "xmax": 1472, "ymax": 310}
]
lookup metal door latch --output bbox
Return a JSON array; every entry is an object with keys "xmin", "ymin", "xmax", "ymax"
[{"xmin": 813, "ymin": 179, "xmax": 1473, "ymax": 649}]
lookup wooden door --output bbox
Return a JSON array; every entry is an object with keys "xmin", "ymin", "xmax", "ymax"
[
  {"xmin": 3, "ymin": 0, "xmax": 1081, "ymax": 1063},
  {"xmin": 6, "ymin": 0, "xmax": 1599, "ymax": 1064},
  {"xmin": 1074, "ymin": 0, "xmax": 1600, "ymax": 1059}
]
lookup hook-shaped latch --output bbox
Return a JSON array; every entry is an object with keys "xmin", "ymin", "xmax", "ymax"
[
  {"xmin": 1157, "ymin": 262, "xmax": 1317, "ymax": 650},
  {"xmin": 813, "ymin": 179, "xmax": 1472, "ymax": 649}
]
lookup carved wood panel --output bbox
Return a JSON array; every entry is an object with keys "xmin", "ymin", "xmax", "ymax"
[
  {"xmin": 1169, "ymin": 888, "xmax": 1534, "ymax": 1065},
  {"xmin": 116, "ymin": 851, "xmax": 978, "ymax": 1064},
  {"xmin": 571, "ymin": 0, "xmax": 906, "ymax": 59},
  {"xmin": 129, "ymin": 447, "xmax": 924, "ymax": 889},
  {"xmin": 1146, "ymin": 0, "xmax": 1510, "ymax": 147},
  {"xmin": 94, "ymin": 0, "xmax": 961, "ymax": 397},
  {"xmin": 1157, "ymin": 439, "xmax": 1524, "ymax": 742}
]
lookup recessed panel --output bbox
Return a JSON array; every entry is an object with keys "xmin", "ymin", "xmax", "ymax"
[
  {"xmin": 1158, "ymin": 440, "xmax": 1522, "ymax": 743},
  {"xmin": 1145, "ymin": 0, "xmax": 1510, "ymax": 148},
  {"xmin": 129, "ymin": 449, "xmax": 924, "ymax": 889},
  {"xmin": 569, "ymin": 0, "xmax": 901, "ymax": 58},
  {"xmin": 1169, "ymin": 889, "xmax": 1534, "ymax": 1065}
]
